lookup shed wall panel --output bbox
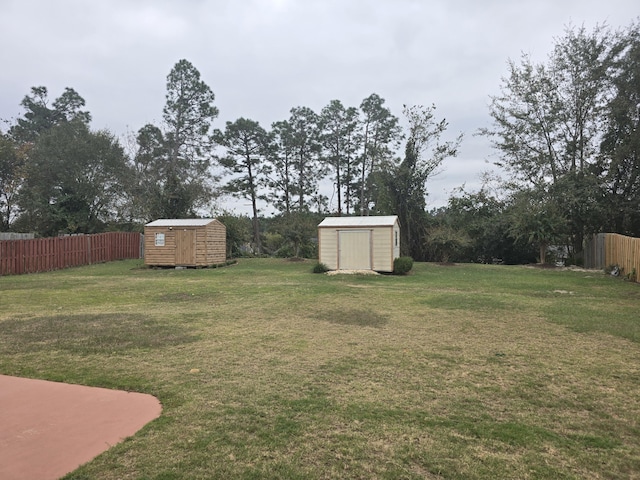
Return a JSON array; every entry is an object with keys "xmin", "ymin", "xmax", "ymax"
[
  {"xmin": 371, "ymin": 227, "xmax": 393, "ymax": 272},
  {"xmin": 204, "ymin": 222, "xmax": 226, "ymax": 264},
  {"xmin": 144, "ymin": 227, "xmax": 177, "ymax": 266},
  {"xmin": 318, "ymin": 228, "xmax": 338, "ymax": 270}
]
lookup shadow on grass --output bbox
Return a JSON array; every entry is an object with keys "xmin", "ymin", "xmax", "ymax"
[
  {"xmin": 312, "ymin": 309, "xmax": 389, "ymax": 328},
  {"xmin": 0, "ymin": 313, "xmax": 200, "ymax": 355}
]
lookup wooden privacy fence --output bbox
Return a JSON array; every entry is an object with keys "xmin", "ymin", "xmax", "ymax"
[
  {"xmin": 0, "ymin": 232, "xmax": 142, "ymax": 276},
  {"xmin": 584, "ymin": 233, "xmax": 640, "ymax": 282}
]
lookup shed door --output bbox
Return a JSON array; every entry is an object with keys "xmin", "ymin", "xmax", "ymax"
[
  {"xmin": 175, "ymin": 229, "xmax": 196, "ymax": 265},
  {"xmin": 339, "ymin": 230, "xmax": 371, "ymax": 270}
]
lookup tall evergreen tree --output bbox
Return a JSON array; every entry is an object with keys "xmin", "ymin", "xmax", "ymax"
[
  {"xmin": 214, "ymin": 118, "xmax": 270, "ymax": 253},
  {"xmin": 266, "ymin": 120, "xmax": 295, "ymax": 214},
  {"xmin": 287, "ymin": 106, "xmax": 324, "ymax": 211},
  {"xmin": 160, "ymin": 59, "xmax": 219, "ymax": 218},
  {"xmin": 10, "ymin": 86, "xmax": 91, "ymax": 143},
  {"xmin": 357, "ymin": 94, "xmax": 402, "ymax": 215},
  {"xmin": 319, "ymin": 100, "xmax": 359, "ymax": 215}
]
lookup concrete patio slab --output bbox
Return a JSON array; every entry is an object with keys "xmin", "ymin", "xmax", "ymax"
[{"xmin": 0, "ymin": 375, "xmax": 161, "ymax": 480}]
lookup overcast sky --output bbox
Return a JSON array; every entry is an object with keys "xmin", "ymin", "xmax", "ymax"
[{"xmin": 1, "ymin": 0, "xmax": 638, "ymax": 215}]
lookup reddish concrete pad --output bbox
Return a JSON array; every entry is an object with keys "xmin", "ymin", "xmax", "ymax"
[{"xmin": 0, "ymin": 375, "xmax": 161, "ymax": 480}]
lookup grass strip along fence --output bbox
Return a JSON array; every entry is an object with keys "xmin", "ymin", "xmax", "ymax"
[{"xmin": 0, "ymin": 232, "xmax": 142, "ymax": 276}]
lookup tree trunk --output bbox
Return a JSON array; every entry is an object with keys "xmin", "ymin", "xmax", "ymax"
[
  {"xmin": 539, "ymin": 242, "xmax": 547, "ymax": 264},
  {"xmin": 247, "ymin": 160, "xmax": 261, "ymax": 254},
  {"xmin": 360, "ymin": 123, "xmax": 369, "ymax": 216}
]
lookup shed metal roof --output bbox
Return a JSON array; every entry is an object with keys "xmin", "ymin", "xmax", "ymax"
[
  {"xmin": 145, "ymin": 219, "xmax": 218, "ymax": 227},
  {"xmin": 318, "ymin": 215, "xmax": 399, "ymax": 228}
]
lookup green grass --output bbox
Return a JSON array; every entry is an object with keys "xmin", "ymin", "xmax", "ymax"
[{"xmin": 1, "ymin": 259, "xmax": 639, "ymax": 479}]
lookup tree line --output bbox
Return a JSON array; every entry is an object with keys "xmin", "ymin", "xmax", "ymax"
[
  {"xmin": 1, "ymin": 22, "xmax": 639, "ymax": 263},
  {"xmin": 474, "ymin": 21, "xmax": 640, "ymax": 264},
  {"xmin": 0, "ymin": 61, "xmax": 460, "ymax": 259}
]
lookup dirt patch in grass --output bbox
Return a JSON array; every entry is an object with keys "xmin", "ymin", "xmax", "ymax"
[
  {"xmin": 312, "ymin": 308, "xmax": 389, "ymax": 328},
  {"xmin": 0, "ymin": 314, "xmax": 200, "ymax": 355}
]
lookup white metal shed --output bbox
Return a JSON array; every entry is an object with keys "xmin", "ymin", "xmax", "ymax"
[{"xmin": 317, "ymin": 216, "xmax": 400, "ymax": 272}]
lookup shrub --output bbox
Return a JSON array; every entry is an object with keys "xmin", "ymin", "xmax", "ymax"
[
  {"xmin": 393, "ymin": 256, "xmax": 414, "ymax": 275},
  {"xmin": 312, "ymin": 262, "xmax": 330, "ymax": 274},
  {"xmin": 425, "ymin": 226, "xmax": 471, "ymax": 263},
  {"xmin": 274, "ymin": 245, "xmax": 294, "ymax": 258},
  {"xmin": 626, "ymin": 267, "xmax": 637, "ymax": 283}
]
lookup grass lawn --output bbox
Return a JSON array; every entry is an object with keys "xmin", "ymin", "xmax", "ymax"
[{"xmin": 1, "ymin": 259, "xmax": 639, "ymax": 479}]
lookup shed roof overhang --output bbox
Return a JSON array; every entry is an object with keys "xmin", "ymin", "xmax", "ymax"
[
  {"xmin": 318, "ymin": 215, "xmax": 399, "ymax": 228},
  {"xmin": 145, "ymin": 219, "xmax": 218, "ymax": 227}
]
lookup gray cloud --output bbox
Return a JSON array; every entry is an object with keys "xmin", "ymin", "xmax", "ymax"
[{"xmin": 1, "ymin": 0, "xmax": 638, "ymax": 213}]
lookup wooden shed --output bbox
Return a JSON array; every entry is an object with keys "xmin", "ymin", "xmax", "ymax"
[
  {"xmin": 144, "ymin": 219, "xmax": 226, "ymax": 267},
  {"xmin": 318, "ymin": 216, "xmax": 400, "ymax": 272}
]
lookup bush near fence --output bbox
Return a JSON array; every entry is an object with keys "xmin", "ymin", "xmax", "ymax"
[
  {"xmin": 0, "ymin": 232, "xmax": 142, "ymax": 276},
  {"xmin": 584, "ymin": 233, "xmax": 640, "ymax": 283}
]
